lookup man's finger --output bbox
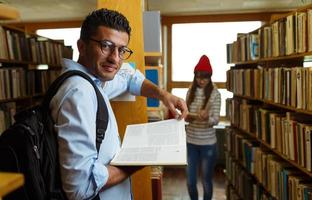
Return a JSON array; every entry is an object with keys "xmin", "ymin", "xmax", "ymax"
[{"xmin": 177, "ymin": 100, "xmax": 188, "ymax": 119}]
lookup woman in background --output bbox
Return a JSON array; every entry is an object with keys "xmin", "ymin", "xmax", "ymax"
[{"xmin": 185, "ymin": 55, "xmax": 221, "ymax": 200}]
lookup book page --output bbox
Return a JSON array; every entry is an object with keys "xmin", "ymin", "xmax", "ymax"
[{"xmin": 110, "ymin": 119, "xmax": 187, "ymax": 166}]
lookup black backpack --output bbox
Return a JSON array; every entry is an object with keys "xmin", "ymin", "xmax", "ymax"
[{"xmin": 0, "ymin": 70, "xmax": 108, "ymax": 200}]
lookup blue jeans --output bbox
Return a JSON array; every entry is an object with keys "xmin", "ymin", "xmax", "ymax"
[{"xmin": 186, "ymin": 143, "xmax": 217, "ymax": 200}]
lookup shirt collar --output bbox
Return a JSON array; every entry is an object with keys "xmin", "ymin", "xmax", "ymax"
[{"xmin": 61, "ymin": 58, "xmax": 105, "ymax": 88}]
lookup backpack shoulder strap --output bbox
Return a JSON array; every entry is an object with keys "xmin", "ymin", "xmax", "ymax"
[{"xmin": 42, "ymin": 70, "xmax": 108, "ymax": 153}]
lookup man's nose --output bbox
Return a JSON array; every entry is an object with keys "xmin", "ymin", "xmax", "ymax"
[{"xmin": 108, "ymin": 47, "xmax": 120, "ymax": 62}]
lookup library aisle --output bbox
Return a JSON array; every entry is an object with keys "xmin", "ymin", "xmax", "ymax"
[{"xmin": 162, "ymin": 167, "xmax": 226, "ymax": 200}]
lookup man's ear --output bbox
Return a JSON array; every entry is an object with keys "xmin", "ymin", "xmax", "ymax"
[{"xmin": 77, "ymin": 39, "xmax": 86, "ymax": 56}]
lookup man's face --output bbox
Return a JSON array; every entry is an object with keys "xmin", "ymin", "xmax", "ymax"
[{"xmin": 78, "ymin": 26, "xmax": 130, "ymax": 81}]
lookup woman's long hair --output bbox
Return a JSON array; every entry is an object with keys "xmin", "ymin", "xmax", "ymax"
[{"xmin": 186, "ymin": 71, "xmax": 213, "ymax": 109}]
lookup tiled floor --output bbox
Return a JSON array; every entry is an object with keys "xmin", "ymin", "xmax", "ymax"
[{"xmin": 162, "ymin": 166, "xmax": 226, "ymax": 200}]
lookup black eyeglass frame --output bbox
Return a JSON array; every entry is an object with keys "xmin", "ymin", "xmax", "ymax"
[{"xmin": 89, "ymin": 38, "xmax": 133, "ymax": 60}]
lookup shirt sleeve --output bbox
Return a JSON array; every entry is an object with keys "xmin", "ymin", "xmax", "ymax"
[
  {"xmin": 105, "ymin": 69, "xmax": 145, "ymax": 99},
  {"xmin": 207, "ymin": 89, "xmax": 221, "ymax": 126},
  {"xmin": 50, "ymin": 77, "xmax": 108, "ymax": 200}
]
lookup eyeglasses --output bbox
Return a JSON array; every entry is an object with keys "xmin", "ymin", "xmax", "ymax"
[{"xmin": 89, "ymin": 38, "xmax": 133, "ymax": 60}]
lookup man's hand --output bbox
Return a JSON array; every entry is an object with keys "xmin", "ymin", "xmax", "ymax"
[
  {"xmin": 140, "ymin": 79, "xmax": 188, "ymax": 119},
  {"xmin": 103, "ymin": 165, "xmax": 144, "ymax": 190},
  {"xmin": 160, "ymin": 90, "xmax": 188, "ymax": 120}
]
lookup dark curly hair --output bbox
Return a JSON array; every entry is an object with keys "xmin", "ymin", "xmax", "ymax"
[{"xmin": 80, "ymin": 8, "xmax": 131, "ymax": 40}]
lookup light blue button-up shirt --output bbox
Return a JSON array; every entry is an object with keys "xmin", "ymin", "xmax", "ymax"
[{"xmin": 50, "ymin": 58, "xmax": 145, "ymax": 200}]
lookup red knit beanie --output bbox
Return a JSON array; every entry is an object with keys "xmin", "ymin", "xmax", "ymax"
[{"xmin": 194, "ymin": 55, "xmax": 212, "ymax": 75}]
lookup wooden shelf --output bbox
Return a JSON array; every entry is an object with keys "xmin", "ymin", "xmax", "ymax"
[
  {"xmin": 231, "ymin": 125, "xmax": 312, "ymax": 177},
  {"xmin": 0, "ymin": 96, "xmax": 33, "ymax": 103},
  {"xmin": 0, "ymin": 93, "xmax": 46, "ymax": 103},
  {"xmin": 0, "ymin": 172, "xmax": 24, "ymax": 198},
  {"xmin": 145, "ymin": 65, "xmax": 162, "ymax": 69},
  {"xmin": 230, "ymin": 51, "xmax": 312, "ymax": 66},
  {"xmin": 0, "ymin": 59, "xmax": 33, "ymax": 66},
  {"xmin": 147, "ymin": 107, "xmax": 162, "ymax": 111},
  {"xmin": 226, "ymin": 180, "xmax": 244, "ymax": 200},
  {"xmin": 226, "ymin": 152, "xmax": 276, "ymax": 199},
  {"xmin": 144, "ymin": 52, "xmax": 162, "ymax": 57},
  {"xmin": 0, "ymin": 59, "xmax": 63, "ymax": 69},
  {"xmin": 232, "ymin": 93, "xmax": 312, "ymax": 116},
  {"xmin": 226, "ymin": 3, "xmax": 312, "ymax": 199},
  {"xmin": 144, "ymin": 52, "xmax": 162, "ymax": 66}
]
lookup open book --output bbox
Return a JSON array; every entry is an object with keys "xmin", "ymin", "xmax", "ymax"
[{"xmin": 110, "ymin": 119, "xmax": 187, "ymax": 166}]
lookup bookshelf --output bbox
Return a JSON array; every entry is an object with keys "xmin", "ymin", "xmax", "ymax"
[
  {"xmin": 143, "ymin": 12, "xmax": 164, "ymax": 199},
  {"xmin": 225, "ymin": 4, "xmax": 312, "ymax": 200},
  {"xmin": 145, "ymin": 54, "xmax": 165, "ymax": 122},
  {"xmin": 144, "ymin": 52, "xmax": 163, "ymax": 66},
  {"xmin": 0, "ymin": 24, "xmax": 73, "ymax": 134},
  {"xmin": 144, "ymin": 53, "xmax": 165, "ymax": 200},
  {"xmin": 143, "ymin": 14, "xmax": 164, "ymax": 120}
]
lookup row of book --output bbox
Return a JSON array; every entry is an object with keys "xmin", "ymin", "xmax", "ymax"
[
  {"xmin": 0, "ymin": 102, "xmax": 16, "ymax": 134},
  {"xmin": 227, "ymin": 9, "xmax": 312, "ymax": 63},
  {"xmin": 226, "ymin": 98, "xmax": 312, "ymax": 172},
  {"xmin": 226, "ymin": 130, "xmax": 257, "ymax": 174},
  {"xmin": 226, "ymin": 128, "xmax": 312, "ymax": 200},
  {"xmin": 0, "ymin": 67, "xmax": 61, "ymax": 100},
  {"xmin": 0, "ymin": 26, "xmax": 73, "ymax": 65},
  {"xmin": 226, "ymin": 66, "xmax": 312, "ymax": 111},
  {"xmin": 225, "ymin": 153, "xmax": 273, "ymax": 200}
]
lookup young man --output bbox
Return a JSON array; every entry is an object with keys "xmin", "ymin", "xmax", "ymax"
[{"xmin": 50, "ymin": 8, "xmax": 188, "ymax": 200}]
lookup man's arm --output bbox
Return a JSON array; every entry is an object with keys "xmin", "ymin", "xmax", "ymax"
[
  {"xmin": 102, "ymin": 165, "xmax": 143, "ymax": 190},
  {"xmin": 140, "ymin": 79, "xmax": 188, "ymax": 119}
]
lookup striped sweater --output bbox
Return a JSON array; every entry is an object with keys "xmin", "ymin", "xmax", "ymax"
[{"xmin": 185, "ymin": 85, "xmax": 221, "ymax": 145}]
